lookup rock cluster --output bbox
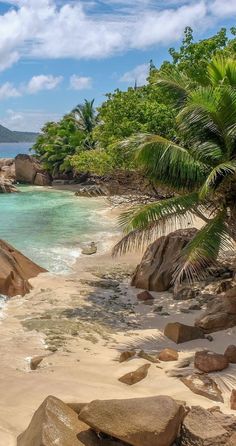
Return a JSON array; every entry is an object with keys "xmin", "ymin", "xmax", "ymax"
[
  {"xmin": 0, "ymin": 239, "xmax": 46, "ymax": 297},
  {"xmin": 17, "ymin": 395, "xmax": 236, "ymax": 446},
  {"xmin": 15, "ymin": 154, "xmax": 51, "ymax": 185}
]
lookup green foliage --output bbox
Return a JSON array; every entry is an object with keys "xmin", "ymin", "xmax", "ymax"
[
  {"xmin": 115, "ymin": 55, "xmax": 236, "ymax": 283},
  {"xmin": 32, "ymin": 100, "xmax": 96, "ymax": 174}
]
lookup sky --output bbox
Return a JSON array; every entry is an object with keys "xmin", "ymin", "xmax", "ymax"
[{"xmin": 0, "ymin": 0, "xmax": 235, "ymax": 132}]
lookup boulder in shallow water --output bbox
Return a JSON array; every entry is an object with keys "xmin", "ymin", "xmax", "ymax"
[
  {"xmin": 0, "ymin": 239, "xmax": 46, "ymax": 297},
  {"xmin": 0, "ymin": 180, "xmax": 18, "ymax": 193},
  {"xmin": 15, "ymin": 154, "xmax": 51, "ymax": 185},
  {"xmin": 79, "ymin": 396, "xmax": 185, "ymax": 446},
  {"xmin": 82, "ymin": 242, "xmax": 97, "ymax": 255}
]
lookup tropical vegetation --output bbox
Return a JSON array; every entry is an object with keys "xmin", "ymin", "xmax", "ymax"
[{"xmin": 114, "ymin": 55, "xmax": 236, "ymax": 283}]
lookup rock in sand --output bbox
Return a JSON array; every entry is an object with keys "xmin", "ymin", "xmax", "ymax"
[
  {"xmin": 118, "ymin": 364, "xmax": 150, "ymax": 385},
  {"xmin": 164, "ymin": 322, "xmax": 205, "ymax": 344},
  {"xmin": 194, "ymin": 351, "xmax": 229, "ymax": 373}
]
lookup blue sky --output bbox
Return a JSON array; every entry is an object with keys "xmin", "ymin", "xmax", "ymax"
[{"xmin": 0, "ymin": 0, "xmax": 235, "ymax": 132}]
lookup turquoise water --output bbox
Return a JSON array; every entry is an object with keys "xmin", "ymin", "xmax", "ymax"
[
  {"xmin": 0, "ymin": 142, "xmax": 33, "ymax": 158},
  {"xmin": 0, "ymin": 186, "xmax": 118, "ymax": 273}
]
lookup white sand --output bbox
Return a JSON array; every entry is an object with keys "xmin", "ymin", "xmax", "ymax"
[{"xmin": 0, "ymin": 223, "xmax": 236, "ymax": 444}]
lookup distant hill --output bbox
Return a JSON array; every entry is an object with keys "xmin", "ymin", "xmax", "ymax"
[{"xmin": 0, "ymin": 124, "xmax": 38, "ymax": 143}]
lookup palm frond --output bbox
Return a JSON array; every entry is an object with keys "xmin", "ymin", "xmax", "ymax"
[
  {"xmin": 113, "ymin": 193, "xmax": 200, "ymax": 256},
  {"xmin": 208, "ymin": 56, "xmax": 236, "ymax": 87},
  {"xmin": 120, "ymin": 133, "xmax": 207, "ymax": 192},
  {"xmin": 190, "ymin": 141, "xmax": 224, "ymax": 166},
  {"xmin": 199, "ymin": 160, "xmax": 236, "ymax": 199},
  {"xmin": 173, "ymin": 210, "xmax": 233, "ymax": 284},
  {"xmin": 156, "ymin": 67, "xmax": 192, "ymax": 105}
]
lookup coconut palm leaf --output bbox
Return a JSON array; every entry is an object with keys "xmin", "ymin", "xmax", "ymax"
[
  {"xmin": 113, "ymin": 193, "xmax": 201, "ymax": 256},
  {"xmin": 199, "ymin": 161, "xmax": 236, "ymax": 199},
  {"xmin": 208, "ymin": 56, "xmax": 236, "ymax": 87},
  {"xmin": 156, "ymin": 67, "xmax": 192, "ymax": 105},
  {"xmin": 172, "ymin": 210, "xmax": 233, "ymax": 283},
  {"xmin": 120, "ymin": 133, "xmax": 207, "ymax": 192}
]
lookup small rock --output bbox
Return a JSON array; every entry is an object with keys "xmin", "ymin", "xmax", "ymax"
[
  {"xmin": 164, "ymin": 322, "xmax": 205, "ymax": 344},
  {"xmin": 137, "ymin": 291, "xmax": 154, "ymax": 301},
  {"xmin": 181, "ymin": 374, "xmax": 223, "ymax": 402},
  {"xmin": 159, "ymin": 348, "xmax": 179, "ymax": 362},
  {"xmin": 206, "ymin": 335, "xmax": 214, "ymax": 342},
  {"xmin": 195, "ymin": 351, "xmax": 229, "ymax": 373},
  {"xmin": 154, "ymin": 305, "xmax": 163, "ymax": 312},
  {"xmin": 174, "ymin": 286, "xmax": 199, "ymax": 301},
  {"xmin": 138, "ymin": 350, "xmax": 160, "ymax": 363},
  {"xmin": 118, "ymin": 364, "xmax": 151, "ymax": 385},
  {"xmin": 180, "ymin": 308, "xmax": 191, "ymax": 314},
  {"xmin": 216, "ymin": 280, "xmax": 234, "ymax": 294},
  {"xmin": 160, "ymin": 312, "xmax": 170, "ymax": 316},
  {"xmin": 224, "ymin": 345, "xmax": 236, "ymax": 363},
  {"xmin": 82, "ymin": 242, "xmax": 97, "ymax": 255},
  {"xmin": 30, "ymin": 356, "xmax": 45, "ymax": 371},
  {"xmin": 231, "ymin": 390, "xmax": 236, "ymax": 410},
  {"xmin": 119, "ymin": 351, "xmax": 136, "ymax": 363},
  {"xmin": 189, "ymin": 304, "xmax": 202, "ymax": 311}
]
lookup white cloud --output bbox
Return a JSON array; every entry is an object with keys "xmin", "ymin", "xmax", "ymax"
[
  {"xmin": 70, "ymin": 75, "xmax": 92, "ymax": 90},
  {"xmin": 1, "ymin": 108, "xmax": 62, "ymax": 132},
  {"xmin": 0, "ymin": 82, "xmax": 21, "ymax": 100},
  {"xmin": 0, "ymin": 1, "xmax": 233, "ymax": 71},
  {"xmin": 26, "ymin": 74, "xmax": 63, "ymax": 94},
  {"xmin": 0, "ymin": 74, "xmax": 62, "ymax": 100},
  {"xmin": 120, "ymin": 63, "xmax": 149, "ymax": 86}
]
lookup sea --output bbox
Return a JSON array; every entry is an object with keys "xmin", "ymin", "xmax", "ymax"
[{"xmin": 0, "ymin": 143, "xmax": 118, "ymax": 275}]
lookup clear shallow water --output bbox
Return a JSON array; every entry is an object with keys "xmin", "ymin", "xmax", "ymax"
[
  {"xmin": 0, "ymin": 186, "xmax": 118, "ymax": 273},
  {"xmin": 0, "ymin": 142, "xmax": 33, "ymax": 158}
]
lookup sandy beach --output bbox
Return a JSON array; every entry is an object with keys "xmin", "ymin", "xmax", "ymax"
[{"xmin": 0, "ymin": 226, "xmax": 236, "ymax": 445}]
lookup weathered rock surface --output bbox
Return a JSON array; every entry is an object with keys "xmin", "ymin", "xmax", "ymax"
[
  {"xmin": 224, "ymin": 345, "xmax": 236, "ymax": 363},
  {"xmin": 181, "ymin": 374, "xmax": 223, "ymax": 402},
  {"xmin": 195, "ymin": 287, "xmax": 236, "ymax": 332},
  {"xmin": 173, "ymin": 286, "xmax": 199, "ymax": 301},
  {"xmin": 0, "ymin": 157, "xmax": 15, "ymax": 181},
  {"xmin": 195, "ymin": 351, "xmax": 229, "ymax": 373},
  {"xmin": 231, "ymin": 390, "xmax": 236, "ymax": 410},
  {"xmin": 164, "ymin": 322, "xmax": 205, "ymax": 344},
  {"xmin": 17, "ymin": 395, "xmax": 93, "ymax": 446},
  {"xmin": 79, "ymin": 396, "xmax": 185, "ymax": 446},
  {"xmin": 181, "ymin": 406, "xmax": 230, "ymax": 445},
  {"xmin": 0, "ymin": 179, "xmax": 18, "ymax": 193},
  {"xmin": 132, "ymin": 228, "xmax": 197, "ymax": 292},
  {"xmin": 15, "ymin": 154, "xmax": 51, "ymax": 185},
  {"xmin": 159, "ymin": 348, "xmax": 179, "ymax": 362},
  {"xmin": 228, "ymin": 433, "xmax": 236, "ymax": 445},
  {"xmin": 118, "ymin": 364, "xmax": 150, "ymax": 385},
  {"xmin": 0, "ymin": 239, "xmax": 46, "ymax": 297},
  {"xmin": 119, "ymin": 350, "xmax": 136, "ymax": 363}
]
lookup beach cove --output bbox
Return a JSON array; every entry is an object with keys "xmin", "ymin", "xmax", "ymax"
[{"xmin": 0, "ymin": 200, "xmax": 236, "ymax": 444}]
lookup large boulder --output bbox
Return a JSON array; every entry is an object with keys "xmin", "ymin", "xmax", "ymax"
[
  {"xmin": 17, "ymin": 395, "xmax": 111, "ymax": 446},
  {"xmin": 79, "ymin": 396, "xmax": 185, "ymax": 446},
  {"xmin": 15, "ymin": 154, "xmax": 51, "ymax": 185},
  {"xmin": 224, "ymin": 345, "xmax": 236, "ymax": 363},
  {"xmin": 0, "ymin": 239, "xmax": 46, "ymax": 297},
  {"xmin": 181, "ymin": 406, "xmax": 230, "ymax": 445},
  {"xmin": 194, "ymin": 351, "xmax": 229, "ymax": 373},
  {"xmin": 195, "ymin": 287, "xmax": 236, "ymax": 332},
  {"xmin": 164, "ymin": 322, "xmax": 205, "ymax": 344},
  {"xmin": 132, "ymin": 228, "xmax": 197, "ymax": 292}
]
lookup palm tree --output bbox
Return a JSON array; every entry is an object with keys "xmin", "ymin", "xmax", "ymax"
[
  {"xmin": 72, "ymin": 99, "xmax": 96, "ymax": 150},
  {"xmin": 114, "ymin": 56, "xmax": 236, "ymax": 284}
]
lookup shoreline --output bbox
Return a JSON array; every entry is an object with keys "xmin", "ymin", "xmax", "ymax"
[
  {"xmin": 0, "ymin": 198, "xmax": 235, "ymax": 444},
  {"xmin": 0, "ymin": 225, "xmax": 236, "ymax": 444}
]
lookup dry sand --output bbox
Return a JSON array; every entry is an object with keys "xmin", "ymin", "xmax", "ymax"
[{"xmin": 0, "ymin": 221, "xmax": 236, "ymax": 444}]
